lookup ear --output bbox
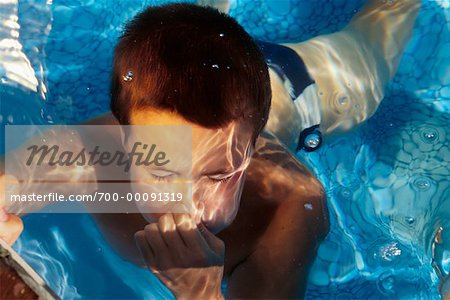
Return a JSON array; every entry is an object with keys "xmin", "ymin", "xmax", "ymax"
[
  {"xmin": 119, "ymin": 125, "xmax": 126, "ymax": 147},
  {"xmin": 119, "ymin": 125, "xmax": 132, "ymax": 151}
]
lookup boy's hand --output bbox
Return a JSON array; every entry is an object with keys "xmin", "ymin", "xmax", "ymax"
[
  {"xmin": 0, "ymin": 175, "xmax": 23, "ymax": 245},
  {"xmin": 135, "ymin": 213, "xmax": 225, "ymax": 300}
]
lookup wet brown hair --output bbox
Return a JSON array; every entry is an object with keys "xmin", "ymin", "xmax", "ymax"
[{"xmin": 110, "ymin": 3, "xmax": 271, "ymax": 142}]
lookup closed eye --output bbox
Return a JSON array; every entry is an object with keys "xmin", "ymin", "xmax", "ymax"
[
  {"xmin": 208, "ymin": 174, "xmax": 233, "ymax": 184},
  {"xmin": 150, "ymin": 170, "xmax": 175, "ymax": 182},
  {"xmin": 151, "ymin": 174, "xmax": 174, "ymax": 182}
]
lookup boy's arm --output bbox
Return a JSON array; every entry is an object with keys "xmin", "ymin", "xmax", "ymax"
[
  {"xmin": 1, "ymin": 127, "xmax": 98, "ymax": 215},
  {"xmin": 0, "ymin": 113, "xmax": 119, "ymax": 245},
  {"xmin": 0, "ymin": 130, "xmax": 96, "ymax": 245},
  {"xmin": 0, "ymin": 176, "xmax": 23, "ymax": 245}
]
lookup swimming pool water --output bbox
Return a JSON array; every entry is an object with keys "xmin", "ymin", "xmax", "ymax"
[{"xmin": 1, "ymin": 0, "xmax": 449, "ymax": 298}]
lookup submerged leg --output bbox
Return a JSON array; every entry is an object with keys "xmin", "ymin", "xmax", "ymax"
[{"xmin": 282, "ymin": 0, "xmax": 421, "ymax": 135}]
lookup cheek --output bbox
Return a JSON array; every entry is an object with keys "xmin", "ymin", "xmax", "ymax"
[
  {"xmin": 193, "ymin": 172, "xmax": 246, "ymax": 228},
  {"xmin": 194, "ymin": 173, "xmax": 243, "ymax": 205}
]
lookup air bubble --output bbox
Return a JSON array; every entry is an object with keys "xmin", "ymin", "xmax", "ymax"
[
  {"xmin": 123, "ymin": 71, "xmax": 134, "ymax": 82},
  {"xmin": 420, "ymin": 127, "xmax": 439, "ymax": 143},
  {"xmin": 425, "ymin": 132, "xmax": 437, "ymax": 140},
  {"xmin": 412, "ymin": 177, "xmax": 432, "ymax": 191},
  {"xmin": 304, "ymin": 203, "xmax": 313, "ymax": 210},
  {"xmin": 340, "ymin": 188, "xmax": 352, "ymax": 199},
  {"xmin": 212, "ymin": 64, "xmax": 219, "ymax": 69},
  {"xmin": 378, "ymin": 242, "xmax": 402, "ymax": 262},
  {"xmin": 219, "ymin": 33, "xmax": 224, "ymax": 37},
  {"xmin": 7, "ymin": 115, "xmax": 13, "ymax": 124},
  {"xmin": 368, "ymin": 240, "xmax": 404, "ymax": 267},
  {"xmin": 404, "ymin": 216, "xmax": 415, "ymax": 225},
  {"xmin": 305, "ymin": 133, "xmax": 320, "ymax": 149},
  {"xmin": 338, "ymin": 95, "xmax": 349, "ymax": 105}
]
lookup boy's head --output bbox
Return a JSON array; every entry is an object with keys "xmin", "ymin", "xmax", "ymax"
[
  {"xmin": 111, "ymin": 3, "xmax": 271, "ymax": 141},
  {"xmin": 111, "ymin": 3, "xmax": 271, "ymax": 232}
]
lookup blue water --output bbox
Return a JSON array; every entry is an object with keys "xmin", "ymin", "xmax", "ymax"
[{"xmin": 1, "ymin": 0, "xmax": 449, "ymax": 299}]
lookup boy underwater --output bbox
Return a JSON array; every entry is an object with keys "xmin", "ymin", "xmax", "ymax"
[{"xmin": 0, "ymin": 0, "xmax": 420, "ymax": 298}]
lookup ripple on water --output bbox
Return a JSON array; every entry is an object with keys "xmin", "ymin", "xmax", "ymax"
[
  {"xmin": 411, "ymin": 176, "xmax": 433, "ymax": 191},
  {"xmin": 377, "ymin": 271, "xmax": 395, "ymax": 295},
  {"xmin": 420, "ymin": 126, "xmax": 440, "ymax": 144}
]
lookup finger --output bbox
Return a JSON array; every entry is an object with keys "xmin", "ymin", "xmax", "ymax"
[
  {"xmin": 144, "ymin": 223, "xmax": 167, "ymax": 255},
  {"xmin": 172, "ymin": 213, "xmax": 209, "ymax": 250},
  {"xmin": 0, "ymin": 208, "xmax": 9, "ymax": 222},
  {"xmin": 0, "ymin": 213, "xmax": 23, "ymax": 245},
  {"xmin": 134, "ymin": 230, "xmax": 155, "ymax": 268},
  {"xmin": 157, "ymin": 214, "xmax": 186, "ymax": 249},
  {"xmin": 197, "ymin": 222, "xmax": 225, "ymax": 256}
]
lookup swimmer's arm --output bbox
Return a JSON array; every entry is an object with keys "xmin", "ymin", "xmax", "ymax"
[
  {"xmin": 0, "ymin": 174, "xmax": 23, "ymax": 245},
  {"xmin": 0, "ymin": 113, "xmax": 117, "ymax": 215},
  {"xmin": 0, "ymin": 113, "xmax": 116, "ymax": 245},
  {"xmin": 0, "ymin": 129, "xmax": 98, "ymax": 215},
  {"xmin": 226, "ymin": 191, "xmax": 329, "ymax": 298}
]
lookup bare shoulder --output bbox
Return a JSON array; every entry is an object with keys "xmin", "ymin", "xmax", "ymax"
[
  {"xmin": 249, "ymin": 131, "xmax": 325, "ymax": 198},
  {"xmin": 242, "ymin": 130, "xmax": 329, "ymax": 245}
]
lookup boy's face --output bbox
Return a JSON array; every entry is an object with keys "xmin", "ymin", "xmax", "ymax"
[{"xmin": 127, "ymin": 108, "xmax": 255, "ymax": 233}]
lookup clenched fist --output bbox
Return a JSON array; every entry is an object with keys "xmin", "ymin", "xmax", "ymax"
[{"xmin": 135, "ymin": 213, "xmax": 225, "ymax": 300}]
